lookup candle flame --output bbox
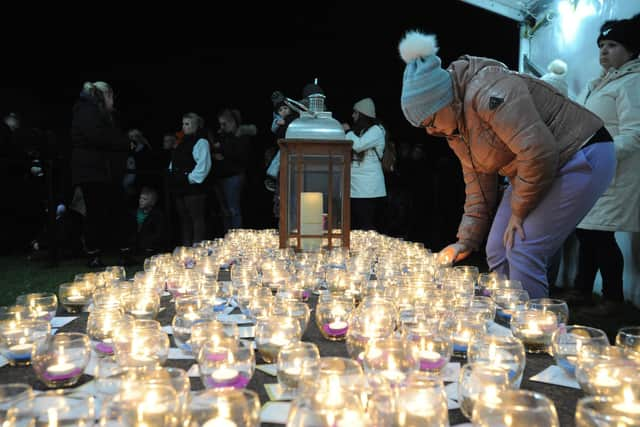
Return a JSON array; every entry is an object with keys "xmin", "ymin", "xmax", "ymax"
[{"xmin": 47, "ymin": 407, "xmax": 58, "ymax": 427}]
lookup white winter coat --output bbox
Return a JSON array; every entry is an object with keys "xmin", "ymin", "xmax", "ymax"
[
  {"xmin": 576, "ymin": 58, "xmax": 640, "ymax": 232},
  {"xmin": 346, "ymin": 125, "xmax": 387, "ymax": 198}
]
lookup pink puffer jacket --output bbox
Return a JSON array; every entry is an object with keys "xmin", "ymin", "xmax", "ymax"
[{"xmin": 445, "ymin": 55, "xmax": 603, "ymax": 250}]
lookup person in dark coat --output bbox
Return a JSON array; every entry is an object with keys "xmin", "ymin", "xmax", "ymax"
[
  {"xmin": 70, "ymin": 81, "xmax": 134, "ymax": 267},
  {"xmin": 131, "ymin": 186, "xmax": 166, "ymax": 255}
]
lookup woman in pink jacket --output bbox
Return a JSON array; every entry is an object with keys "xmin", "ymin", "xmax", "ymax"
[{"xmin": 398, "ymin": 31, "xmax": 616, "ymax": 298}]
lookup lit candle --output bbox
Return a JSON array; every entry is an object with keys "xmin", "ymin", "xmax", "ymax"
[
  {"xmin": 271, "ymin": 332, "xmax": 289, "ymax": 347},
  {"xmin": 592, "ymin": 369, "xmax": 621, "ymax": 389},
  {"xmin": 45, "ymin": 345, "xmax": 80, "ymax": 381},
  {"xmin": 322, "ymin": 320, "xmax": 348, "ymax": 337},
  {"xmin": 202, "ymin": 400, "xmax": 237, "ymax": 427},
  {"xmin": 418, "ymin": 349, "xmax": 446, "ymax": 371},
  {"xmin": 206, "ymin": 367, "xmax": 248, "ymax": 389},
  {"xmin": 8, "ymin": 340, "xmax": 33, "ymax": 363},
  {"xmin": 300, "ymin": 192, "xmax": 323, "ymax": 251},
  {"xmin": 613, "ymin": 387, "xmax": 640, "ymax": 415},
  {"xmin": 453, "ymin": 329, "xmax": 471, "ymax": 354}
]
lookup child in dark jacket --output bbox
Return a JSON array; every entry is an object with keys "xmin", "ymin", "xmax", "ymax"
[{"xmin": 133, "ymin": 186, "xmax": 166, "ymax": 256}]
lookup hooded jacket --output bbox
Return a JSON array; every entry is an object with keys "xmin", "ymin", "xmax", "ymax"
[
  {"xmin": 445, "ymin": 55, "xmax": 604, "ymax": 250},
  {"xmin": 576, "ymin": 58, "xmax": 640, "ymax": 232}
]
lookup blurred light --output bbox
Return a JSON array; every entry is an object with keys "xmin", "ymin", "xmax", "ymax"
[{"xmin": 558, "ymin": 0, "xmax": 597, "ymax": 43}]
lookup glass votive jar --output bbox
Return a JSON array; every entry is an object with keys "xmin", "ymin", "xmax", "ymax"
[
  {"xmin": 477, "ymin": 271, "xmax": 508, "ymax": 297},
  {"xmin": 190, "ymin": 320, "xmax": 234, "ymax": 358},
  {"xmin": 271, "ymin": 300, "xmax": 311, "ymax": 336},
  {"xmin": 576, "ymin": 394, "xmax": 640, "ymax": 427},
  {"xmin": 91, "ymin": 287, "xmax": 124, "ymax": 310},
  {"xmin": 471, "ymin": 389, "xmax": 559, "ymax": 426},
  {"xmin": 406, "ymin": 331, "xmax": 452, "ymax": 375},
  {"xmin": 101, "ymin": 383, "xmax": 180, "ymax": 427},
  {"xmin": 189, "ymin": 388, "xmax": 261, "ymax": 427},
  {"xmin": 0, "ymin": 383, "xmax": 33, "ymax": 420},
  {"xmin": 363, "ymin": 337, "xmax": 415, "ymax": 387},
  {"xmin": 32, "ymin": 332, "xmax": 91, "ymax": 388},
  {"xmin": 255, "ymin": 315, "xmax": 301, "ymax": 364},
  {"xmin": 122, "ymin": 289, "xmax": 160, "ymax": 319},
  {"xmin": 276, "ymin": 342, "xmax": 321, "ymax": 393},
  {"xmin": 551, "ymin": 325, "xmax": 610, "ymax": 376},
  {"xmin": 198, "ymin": 338, "xmax": 255, "ymax": 389},
  {"xmin": 113, "ymin": 327, "xmax": 170, "ymax": 368},
  {"xmin": 58, "ymin": 282, "xmax": 92, "ymax": 313},
  {"xmin": 511, "ymin": 308, "xmax": 558, "ymax": 354},
  {"xmin": 345, "ymin": 303, "xmax": 397, "ymax": 362},
  {"xmin": 394, "ymin": 372, "xmax": 449, "ymax": 426},
  {"xmin": 13, "ymin": 390, "xmax": 94, "ymax": 426},
  {"xmin": 616, "ymin": 326, "xmax": 640, "ymax": 358},
  {"xmin": 16, "ymin": 292, "xmax": 58, "ymax": 321},
  {"xmin": 452, "ymin": 310, "xmax": 487, "ymax": 357},
  {"xmin": 87, "ymin": 306, "xmax": 126, "ymax": 356},
  {"xmin": 316, "ymin": 298, "xmax": 353, "ymax": 342},
  {"xmin": 0, "ymin": 305, "xmax": 30, "ymax": 322},
  {"xmin": 469, "ymin": 295, "xmax": 497, "ymax": 328},
  {"xmin": 492, "ymin": 288, "xmax": 529, "ymax": 325},
  {"xmin": 575, "ymin": 345, "xmax": 639, "ymax": 396},
  {"xmin": 458, "ymin": 362, "xmax": 514, "ymax": 420},
  {"xmin": 0, "ymin": 318, "xmax": 50, "ymax": 366},
  {"xmin": 467, "ymin": 335, "xmax": 526, "ymax": 387},
  {"xmin": 526, "ymin": 297, "xmax": 569, "ymax": 326},
  {"xmin": 172, "ymin": 310, "xmax": 216, "ymax": 354}
]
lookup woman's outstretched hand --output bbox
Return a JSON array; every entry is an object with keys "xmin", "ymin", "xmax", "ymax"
[{"xmin": 437, "ymin": 242, "xmax": 472, "ymax": 265}]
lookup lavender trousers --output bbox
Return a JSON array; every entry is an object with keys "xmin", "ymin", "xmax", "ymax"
[{"xmin": 486, "ymin": 142, "xmax": 616, "ymax": 298}]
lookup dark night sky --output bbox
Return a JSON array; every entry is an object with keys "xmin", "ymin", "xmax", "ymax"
[{"xmin": 2, "ymin": 1, "xmax": 519, "ymax": 146}]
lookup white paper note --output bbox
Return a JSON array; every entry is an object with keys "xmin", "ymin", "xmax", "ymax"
[
  {"xmin": 0, "ymin": 355, "xmax": 8, "ymax": 368},
  {"xmin": 265, "ymin": 383, "xmax": 296, "ymax": 401},
  {"xmin": 51, "ymin": 316, "xmax": 78, "ymax": 328},
  {"xmin": 487, "ymin": 321, "xmax": 513, "ymax": 337},
  {"xmin": 187, "ymin": 364, "xmax": 200, "ymax": 377},
  {"xmin": 445, "ymin": 382, "xmax": 461, "ymax": 409},
  {"xmin": 217, "ymin": 314, "xmax": 253, "ymax": 324},
  {"xmin": 260, "ymin": 401, "xmax": 291, "ymax": 424},
  {"xmin": 161, "ymin": 325, "xmax": 173, "ymax": 335},
  {"xmin": 529, "ymin": 365, "xmax": 580, "ymax": 389},
  {"xmin": 168, "ymin": 347, "xmax": 195, "ymax": 360},
  {"xmin": 238, "ymin": 325, "xmax": 255, "ymax": 339},
  {"xmin": 256, "ymin": 364, "xmax": 277, "ymax": 376},
  {"xmin": 442, "ymin": 362, "xmax": 461, "ymax": 383}
]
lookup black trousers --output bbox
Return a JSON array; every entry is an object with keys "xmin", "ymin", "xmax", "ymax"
[
  {"xmin": 575, "ymin": 228, "xmax": 624, "ymax": 302},
  {"xmin": 351, "ymin": 197, "xmax": 385, "ymax": 232},
  {"xmin": 79, "ymin": 182, "xmax": 133, "ymax": 254}
]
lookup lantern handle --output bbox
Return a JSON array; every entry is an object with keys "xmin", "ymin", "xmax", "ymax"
[{"xmin": 284, "ymin": 97, "xmax": 315, "ymax": 117}]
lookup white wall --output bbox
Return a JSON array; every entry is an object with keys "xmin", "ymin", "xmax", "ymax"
[{"xmin": 521, "ymin": 0, "xmax": 639, "ymax": 306}]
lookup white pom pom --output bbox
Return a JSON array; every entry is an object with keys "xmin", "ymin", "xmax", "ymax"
[
  {"xmin": 547, "ymin": 59, "xmax": 568, "ymax": 76},
  {"xmin": 399, "ymin": 31, "xmax": 438, "ymax": 64}
]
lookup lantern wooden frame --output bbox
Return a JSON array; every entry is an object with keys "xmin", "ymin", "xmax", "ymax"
[{"xmin": 278, "ymin": 138, "xmax": 352, "ymax": 251}]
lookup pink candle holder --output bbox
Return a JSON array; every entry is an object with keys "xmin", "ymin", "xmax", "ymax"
[{"xmin": 32, "ymin": 332, "xmax": 90, "ymax": 388}]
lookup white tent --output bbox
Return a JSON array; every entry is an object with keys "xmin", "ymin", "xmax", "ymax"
[{"xmin": 460, "ymin": 0, "xmax": 640, "ymax": 306}]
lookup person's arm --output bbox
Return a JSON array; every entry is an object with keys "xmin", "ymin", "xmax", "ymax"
[
  {"xmin": 613, "ymin": 77, "xmax": 640, "ymax": 161},
  {"xmin": 346, "ymin": 125, "xmax": 385, "ymax": 153},
  {"xmin": 476, "ymin": 74, "xmax": 559, "ymax": 221},
  {"xmin": 188, "ymin": 138, "xmax": 212, "ymax": 183}
]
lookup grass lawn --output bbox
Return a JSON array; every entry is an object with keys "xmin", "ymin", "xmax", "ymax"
[{"xmin": 0, "ymin": 253, "xmax": 142, "ymax": 307}]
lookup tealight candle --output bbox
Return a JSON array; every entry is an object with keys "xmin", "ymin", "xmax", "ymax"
[
  {"xmin": 8, "ymin": 342, "xmax": 33, "ymax": 363},
  {"xmin": 323, "ymin": 320, "xmax": 348, "ymax": 337},
  {"xmin": 418, "ymin": 349, "xmax": 446, "ymax": 371},
  {"xmin": 613, "ymin": 387, "xmax": 640, "ymax": 415}
]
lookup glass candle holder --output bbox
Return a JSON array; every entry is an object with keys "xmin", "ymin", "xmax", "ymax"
[
  {"xmin": 476, "ymin": 272, "xmax": 508, "ymax": 297},
  {"xmin": 492, "ymin": 288, "xmax": 529, "ymax": 325},
  {"xmin": 16, "ymin": 292, "xmax": 58, "ymax": 321},
  {"xmin": 32, "ymin": 332, "xmax": 91, "ymax": 388},
  {"xmin": 345, "ymin": 302, "xmax": 397, "ymax": 362},
  {"xmin": 458, "ymin": 362, "xmax": 513, "ymax": 420},
  {"xmin": 551, "ymin": 325, "xmax": 610, "ymax": 377},
  {"xmin": 452, "ymin": 310, "xmax": 487, "ymax": 357},
  {"xmin": 87, "ymin": 306, "xmax": 127, "ymax": 356},
  {"xmin": 172, "ymin": 309, "xmax": 216, "ymax": 354},
  {"xmin": 511, "ymin": 308, "xmax": 558, "ymax": 354},
  {"xmin": 101, "ymin": 383, "xmax": 180, "ymax": 427},
  {"xmin": 13, "ymin": 390, "xmax": 94, "ymax": 426},
  {"xmin": 363, "ymin": 337, "xmax": 415, "ymax": 387},
  {"xmin": 575, "ymin": 345, "xmax": 638, "ymax": 396},
  {"xmin": 255, "ymin": 315, "xmax": 301, "ymax": 363},
  {"xmin": 0, "ymin": 318, "xmax": 50, "ymax": 366},
  {"xmin": 577, "ymin": 394, "xmax": 640, "ymax": 427},
  {"xmin": 0, "ymin": 305, "xmax": 30, "ymax": 322},
  {"xmin": 469, "ymin": 295, "xmax": 497, "ymax": 328},
  {"xmin": 270, "ymin": 300, "xmax": 311, "ymax": 336},
  {"xmin": 616, "ymin": 326, "xmax": 640, "ymax": 359},
  {"xmin": 0, "ymin": 383, "xmax": 33, "ymax": 421},
  {"xmin": 190, "ymin": 388, "xmax": 261, "ymax": 427},
  {"xmin": 525, "ymin": 297, "xmax": 569, "ymax": 327},
  {"xmin": 277, "ymin": 342, "xmax": 321, "ymax": 393},
  {"xmin": 406, "ymin": 332, "xmax": 452, "ymax": 375},
  {"xmin": 198, "ymin": 338, "xmax": 255, "ymax": 390},
  {"xmin": 91, "ymin": 287, "xmax": 124, "ymax": 310},
  {"xmin": 113, "ymin": 326, "xmax": 170, "ymax": 368},
  {"xmin": 58, "ymin": 282, "xmax": 92, "ymax": 313},
  {"xmin": 391, "ymin": 373, "xmax": 449, "ymax": 426},
  {"xmin": 468, "ymin": 334, "xmax": 526, "ymax": 387},
  {"xmin": 472, "ymin": 389, "xmax": 559, "ymax": 426},
  {"xmin": 122, "ymin": 289, "xmax": 160, "ymax": 320}
]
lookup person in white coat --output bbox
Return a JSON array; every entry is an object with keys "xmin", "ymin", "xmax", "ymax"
[
  {"xmin": 568, "ymin": 14, "xmax": 640, "ymax": 315},
  {"xmin": 343, "ymin": 97, "xmax": 387, "ymax": 231}
]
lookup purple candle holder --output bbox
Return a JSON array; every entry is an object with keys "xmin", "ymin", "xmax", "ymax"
[
  {"xmin": 204, "ymin": 371, "xmax": 250, "ymax": 389},
  {"xmin": 95, "ymin": 342, "xmax": 114, "ymax": 355},
  {"xmin": 419, "ymin": 355, "xmax": 447, "ymax": 371},
  {"xmin": 41, "ymin": 366, "xmax": 84, "ymax": 382},
  {"xmin": 322, "ymin": 322, "xmax": 348, "ymax": 338}
]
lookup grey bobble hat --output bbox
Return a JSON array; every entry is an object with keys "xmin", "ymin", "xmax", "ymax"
[{"xmin": 399, "ymin": 31, "xmax": 453, "ymax": 127}]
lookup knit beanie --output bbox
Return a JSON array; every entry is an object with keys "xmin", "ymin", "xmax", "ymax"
[
  {"xmin": 399, "ymin": 31, "xmax": 454, "ymax": 128},
  {"xmin": 597, "ymin": 14, "xmax": 640, "ymax": 57},
  {"xmin": 540, "ymin": 59, "xmax": 568, "ymax": 96},
  {"xmin": 353, "ymin": 97, "xmax": 376, "ymax": 119}
]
